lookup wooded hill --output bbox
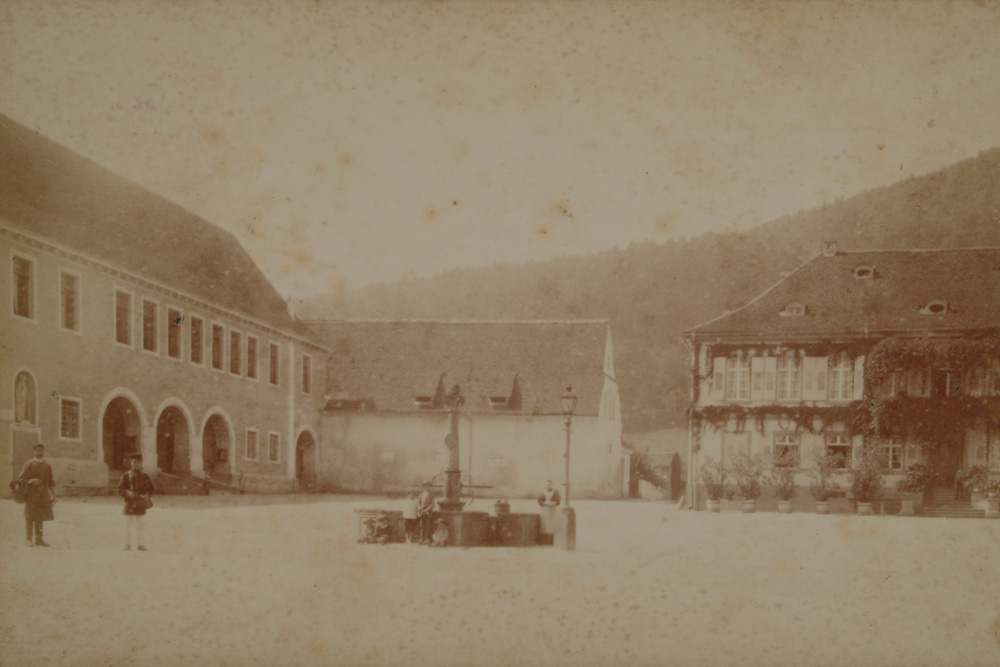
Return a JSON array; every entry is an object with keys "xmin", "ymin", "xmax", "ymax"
[{"xmin": 300, "ymin": 148, "xmax": 1000, "ymax": 433}]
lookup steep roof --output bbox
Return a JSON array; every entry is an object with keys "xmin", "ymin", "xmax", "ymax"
[
  {"xmin": 307, "ymin": 320, "xmax": 612, "ymax": 416},
  {"xmin": 685, "ymin": 248, "xmax": 1000, "ymax": 338},
  {"xmin": 0, "ymin": 114, "xmax": 299, "ymax": 333}
]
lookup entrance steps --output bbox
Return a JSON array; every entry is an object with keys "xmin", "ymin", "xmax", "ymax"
[{"xmin": 918, "ymin": 488, "xmax": 990, "ymax": 519}]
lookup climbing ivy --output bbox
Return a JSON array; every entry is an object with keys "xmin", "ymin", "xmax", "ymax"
[{"xmin": 864, "ymin": 336, "xmax": 1000, "ymax": 386}]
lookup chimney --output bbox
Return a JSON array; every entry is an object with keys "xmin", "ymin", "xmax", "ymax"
[{"xmin": 822, "ymin": 240, "xmax": 838, "ymax": 257}]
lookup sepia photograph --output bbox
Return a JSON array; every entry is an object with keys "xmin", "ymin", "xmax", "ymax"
[{"xmin": 2, "ymin": 1, "xmax": 999, "ymax": 666}]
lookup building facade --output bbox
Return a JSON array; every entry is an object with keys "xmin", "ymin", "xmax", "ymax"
[
  {"xmin": 683, "ymin": 244, "xmax": 1000, "ymax": 509},
  {"xmin": 2, "ymin": 115, "xmax": 327, "ymax": 495},
  {"xmin": 307, "ymin": 320, "xmax": 625, "ymax": 499}
]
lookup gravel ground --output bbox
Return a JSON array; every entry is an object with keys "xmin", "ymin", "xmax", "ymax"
[{"xmin": 2, "ymin": 495, "xmax": 999, "ymax": 667}]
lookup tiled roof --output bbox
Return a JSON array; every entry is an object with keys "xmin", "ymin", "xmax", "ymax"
[
  {"xmin": 686, "ymin": 248, "xmax": 1000, "ymax": 338},
  {"xmin": 306, "ymin": 320, "xmax": 611, "ymax": 415},
  {"xmin": 0, "ymin": 114, "xmax": 299, "ymax": 333}
]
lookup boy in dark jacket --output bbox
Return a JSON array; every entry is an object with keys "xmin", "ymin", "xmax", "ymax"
[
  {"xmin": 19, "ymin": 443, "xmax": 55, "ymax": 547},
  {"xmin": 118, "ymin": 454, "xmax": 155, "ymax": 551}
]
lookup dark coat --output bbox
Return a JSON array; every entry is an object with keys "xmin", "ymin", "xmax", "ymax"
[
  {"xmin": 118, "ymin": 470, "xmax": 155, "ymax": 516},
  {"xmin": 19, "ymin": 458, "xmax": 55, "ymax": 522}
]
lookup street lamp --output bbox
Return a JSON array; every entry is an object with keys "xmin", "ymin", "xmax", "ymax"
[{"xmin": 557, "ymin": 385, "xmax": 577, "ymax": 550}]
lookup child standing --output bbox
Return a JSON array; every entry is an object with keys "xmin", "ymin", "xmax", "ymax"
[{"xmin": 402, "ymin": 489, "xmax": 419, "ymax": 543}]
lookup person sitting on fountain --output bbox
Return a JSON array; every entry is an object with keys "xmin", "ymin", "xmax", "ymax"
[
  {"xmin": 430, "ymin": 518, "xmax": 449, "ymax": 547},
  {"xmin": 537, "ymin": 479, "xmax": 561, "ymax": 506}
]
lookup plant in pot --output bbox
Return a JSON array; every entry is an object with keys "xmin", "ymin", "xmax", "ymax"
[
  {"xmin": 808, "ymin": 452, "xmax": 844, "ymax": 515},
  {"xmin": 984, "ymin": 477, "xmax": 1000, "ymax": 518},
  {"xmin": 699, "ymin": 458, "xmax": 728, "ymax": 513},
  {"xmin": 849, "ymin": 447, "xmax": 884, "ymax": 515},
  {"xmin": 959, "ymin": 465, "xmax": 990, "ymax": 507},
  {"xmin": 766, "ymin": 454, "xmax": 798, "ymax": 514},
  {"xmin": 896, "ymin": 463, "xmax": 930, "ymax": 516},
  {"xmin": 731, "ymin": 453, "xmax": 765, "ymax": 513}
]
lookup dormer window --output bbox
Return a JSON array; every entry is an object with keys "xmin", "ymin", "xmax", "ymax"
[
  {"xmin": 413, "ymin": 396, "xmax": 435, "ymax": 410},
  {"xmin": 920, "ymin": 300, "xmax": 949, "ymax": 315},
  {"xmin": 780, "ymin": 303, "xmax": 806, "ymax": 317},
  {"xmin": 853, "ymin": 265, "xmax": 875, "ymax": 279},
  {"xmin": 489, "ymin": 397, "xmax": 509, "ymax": 409}
]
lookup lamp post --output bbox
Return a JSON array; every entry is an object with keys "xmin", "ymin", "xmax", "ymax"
[
  {"xmin": 556, "ymin": 385, "xmax": 578, "ymax": 550},
  {"xmin": 438, "ymin": 384, "xmax": 466, "ymax": 513}
]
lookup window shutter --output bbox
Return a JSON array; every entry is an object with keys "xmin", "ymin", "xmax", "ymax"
[
  {"xmin": 802, "ymin": 357, "xmax": 827, "ymax": 401},
  {"xmin": 711, "ymin": 358, "xmax": 726, "ymax": 401},
  {"xmin": 762, "ymin": 357, "xmax": 777, "ymax": 401},
  {"xmin": 853, "ymin": 356, "xmax": 866, "ymax": 400}
]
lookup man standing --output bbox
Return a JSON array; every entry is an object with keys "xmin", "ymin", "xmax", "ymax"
[
  {"xmin": 537, "ymin": 479, "xmax": 561, "ymax": 540},
  {"xmin": 415, "ymin": 486, "xmax": 436, "ymax": 544},
  {"xmin": 20, "ymin": 443, "xmax": 55, "ymax": 547},
  {"xmin": 119, "ymin": 453, "xmax": 155, "ymax": 551}
]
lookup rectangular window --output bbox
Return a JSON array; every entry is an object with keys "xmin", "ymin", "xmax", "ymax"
[
  {"xmin": 211, "ymin": 324, "xmax": 225, "ymax": 370},
  {"xmin": 828, "ymin": 357, "xmax": 854, "ymax": 400},
  {"xmin": 247, "ymin": 336, "xmax": 259, "ymax": 380},
  {"xmin": 269, "ymin": 343, "xmax": 280, "ymax": 386},
  {"xmin": 60, "ymin": 271, "xmax": 80, "ymax": 332},
  {"xmin": 773, "ymin": 434, "xmax": 800, "ymax": 467},
  {"xmin": 246, "ymin": 429, "xmax": 258, "ymax": 460},
  {"xmin": 167, "ymin": 308, "xmax": 183, "ymax": 359},
  {"xmin": 269, "ymin": 433, "xmax": 280, "ymax": 462},
  {"xmin": 825, "ymin": 434, "xmax": 852, "ymax": 469},
  {"xmin": 60, "ymin": 397, "xmax": 81, "ymax": 440},
  {"xmin": 302, "ymin": 354, "xmax": 312, "ymax": 393},
  {"xmin": 725, "ymin": 358, "xmax": 750, "ymax": 401},
  {"xmin": 880, "ymin": 437, "xmax": 905, "ymax": 471},
  {"xmin": 190, "ymin": 317, "xmax": 204, "ymax": 365},
  {"xmin": 142, "ymin": 299, "xmax": 158, "ymax": 352},
  {"xmin": 12, "ymin": 254, "xmax": 35, "ymax": 319},
  {"xmin": 777, "ymin": 357, "xmax": 801, "ymax": 401},
  {"xmin": 115, "ymin": 290, "xmax": 132, "ymax": 346},
  {"xmin": 230, "ymin": 330, "xmax": 242, "ymax": 375}
]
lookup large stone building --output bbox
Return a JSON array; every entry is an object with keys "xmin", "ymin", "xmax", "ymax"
[
  {"xmin": 2, "ymin": 116, "xmax": 625, "ymax": 500},
  {"xmin": 682, "ymin": 243, "xmax": 1000, "ymax": 510},
  {"xmin": 306, "ymin": 320, "xmax": 626, "ymax": 499},
  {"xmin": 1, "ymin": 115, "xmax": 327, "ymax": 494}
]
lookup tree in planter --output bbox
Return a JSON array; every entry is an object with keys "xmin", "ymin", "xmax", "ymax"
[
  {"xmin": 766, "ymin": 454, "xmax": 798, "ymax": 511},
  {"xmin": 699, "ymin": 458, "xmax": 729, "ymax": 506},
  {"xmin": 849, "ymin": 447, "xmax": 884, "ymax": 513},
  {"xmin": 809, "ymin": 452, "xmax": 844, "ymax": 504},
  {"xmin": 731, "ymin": 453, "xmax": 765, "ymax": 510},
  {"xmin": 959, "ymin": 464, "xmax": 990, "ymax": 493},
  {"xmin": 896, "ymin": 463, "xmax": 930, "ymax": 516}
]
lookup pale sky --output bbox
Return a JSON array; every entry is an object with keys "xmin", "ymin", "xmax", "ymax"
[{"xmin": 3, "ymin": 0, "xmax": 999, "ymax": 298}]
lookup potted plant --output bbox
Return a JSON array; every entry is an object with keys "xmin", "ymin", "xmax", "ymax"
[
  {"xmin": 849, "ymin": 447, "xmax": 884, "ymax": 515},
  {"xmin": 809, "ymin": 452, "xmax": 844, "ymax": 515},
  {"xmin": 896, "ymin": 463, "xmax": 930, "ymax": 516},
  {"xmin": 699, "ymin": 458, "xmax": 728, "ymax": 513},
  {"xmin": 984, "ymin": 477, "xmax": 1000, "ymax": 518},
  {"xmin": 731, "ymin": 453, "xmax": 765, "ymax": 513},
  {"xmin": 959, "ymin": 465, "xmax": 990, "ymax": 508},
  {"xmin": 767, "ymin": 454, "xmax": 798, "ymax": 514}
]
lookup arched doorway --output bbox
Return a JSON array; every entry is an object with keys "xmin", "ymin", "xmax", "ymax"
[
  {"xmin": 296, "ymin": 431, "xmax": 317, "ymax": 488},
  {"xmin": 202, "ymin": 413, "xmax": 231, "ymax": 478},
  {"xmin": 156, "ymin": 407, "xmax": 190, "ymax": 474},
  {"xmin": 103, "ymin": 397, "xmax": 142, "ymax": 472}
]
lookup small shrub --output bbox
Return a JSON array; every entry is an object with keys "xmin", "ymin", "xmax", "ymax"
[
  {"xmin": 983, "ymin": 477, "xmax": 1000, "ymax": 497},
  {"xmin": 809, "ymin": 452, "xmax": 844, "ymax": 501},
  {"xmin": 699, "ymin": 459, "xmax": 729, "ymax": 501},
  {"xmin": 959, "ymin": 465, "xmax": 990, "ymax": 491},
  {"xmin": 731, "ymin": 453, "xmax": 766, "ymax": 501},
  {"xmin": 896, "ymin": 463, "xmax": 931, "ymax": 495},
  {"xmin": 850, "ymin": 447, "xmax": 884, "ymax": 503},
  {"xmin": 767, "ymin": 455, "xmax": 798, "ymax": 501}
]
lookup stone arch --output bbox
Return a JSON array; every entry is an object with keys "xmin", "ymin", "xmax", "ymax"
[
  {"xmin": 100, "ymin": 388, "xmax": 147, "ymax": 473},
  {"xmin": 295, "ymin": 427, "xmax": 318, "ymax": 488},
  {"xmin": 199, "ymin": 408, "xmax": 234, "ymax": 478},
  {"xmin": 154, "ymin": 399, "xmax": 194, "ymax": 475}
]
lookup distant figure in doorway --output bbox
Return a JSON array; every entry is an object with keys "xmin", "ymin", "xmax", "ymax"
[
  {"xmin": 119, "ymin": 454, "xmax": 155, "ymax": 551},
  {"xmin": 538, "ymin": 479, "xmax": 561, "ymax": 507},
  {"xmin": 416, "ymin": 486, "xmax": 436, "ymax": 544},
  {"xmin": 20, "ymin": 443, "xmax": 55, "ymax": 547},
  {"xmin": 402, "ymin": 489, "xmax": 419, "ymax": 543},
  {"xmin": 537, "ymin": 479, "xmax": 561, "ymax": 538}
]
